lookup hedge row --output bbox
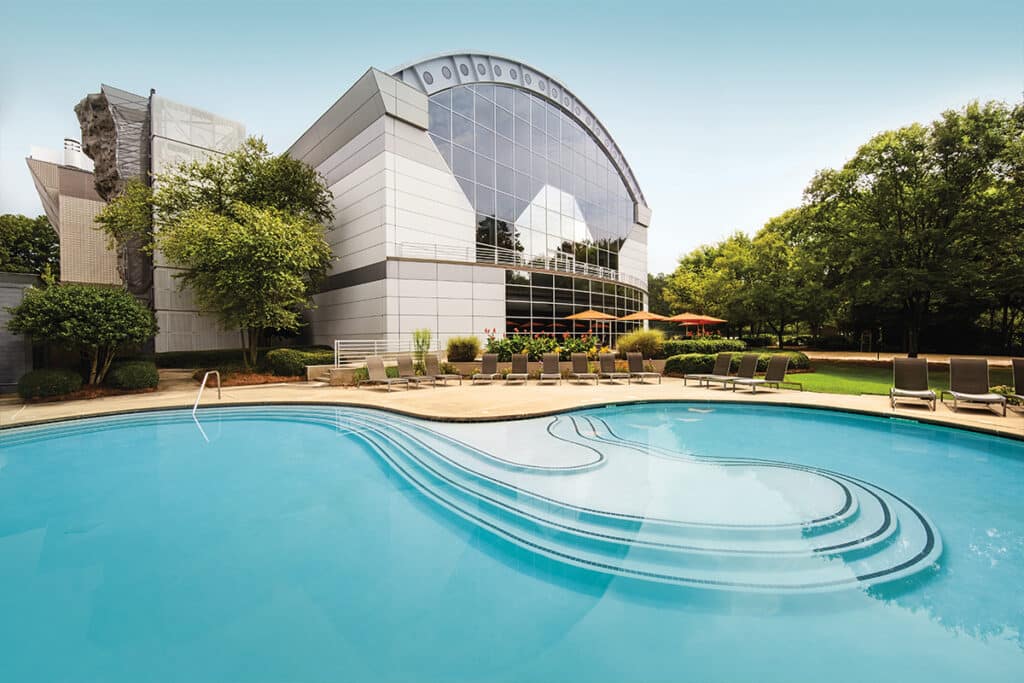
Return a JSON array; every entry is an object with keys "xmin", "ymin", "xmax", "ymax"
[
  {"xmin": 265, "ymin": 348, "xmax": 335, "ymax": 376},
  {"xmin": 153, "ymin": 347, "xmax": 332, "ymax": 369},
  {"xmin": 662, "ymin": 338, "xmax": 746, "ymax": 357},
  {"xmin": 664, "ymin": 351, "xmax": 810, "ymax": 375}
]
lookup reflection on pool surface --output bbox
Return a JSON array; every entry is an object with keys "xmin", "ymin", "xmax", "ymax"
[{"xmin": 1, "ymin": 403, "xmax": 1022, "ymax": 682}]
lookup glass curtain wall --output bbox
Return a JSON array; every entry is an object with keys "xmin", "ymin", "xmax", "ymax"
[{"xmin": 427, "ymin": 83, "xmax": 644, "ymax": 338}]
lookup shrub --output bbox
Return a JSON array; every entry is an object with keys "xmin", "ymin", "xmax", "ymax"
[
  {"xmin": 413, "ymin": 329, "xmax": 432, "ymax": 369},
  {"xmin": 17, "ymin": 368, "xmax": 83, "ymax": 399},
  {"xmin": 812, "ymin": 334, "xmax": 857, "ymax": 351},
  {"xmin": 446, "ymin": 336, "xmax": 480, "ymax": 362},
  {"xmin": 664, "ymin": 350, "xmax": 810, "ymax": 376},
  {"xmin": 739, "ymin": 334, "xmax": 774, "ymax": 349},
  {"xmin": 265, "ymin": 348, "xmax": 334, "ymax": 376},
  {"xmin": 664, "ymin": 354, "xmax": 718, "ymax": 375},
  {"xmin": 105, "ymin": 361, "xmax": 159, "ymax": 390},
  {"xmin": 615, "ymin": 329, "xmax": 665, "ymax": 359},
  {"xmin": 663, "ymin": 338, "xmax": 746, "ymax": 357},
  {"xmin": 6, "ymin": 282, "xmax": 158, "ymax": 384},
  {"xmin": 992, "ymin": 386, "xmax": 1023, "ymax": 406}
]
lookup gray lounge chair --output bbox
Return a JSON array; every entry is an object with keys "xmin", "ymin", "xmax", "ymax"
[
  {"xmin": 472, "ymin": 353, "xmax": 501, "ymax": 384},
  {"xmin": 685, "ymin": 352, "xmax": 732, "ymax": 387},
  {"xmin": 732, "ymin": 354, "xmax": 790, "ymax": 393},
  {"xmin": 890, "ymin": 358, "xmax": 936, "ymax": 410},
  {"xmin": 506, "ymin": 353, "xmax": 529, "ymax": 384},
  {"xmin": 360, "ymin": 356, "xmax": 409, "ymax": 391},
  {"xmin": 398, "ymin": 354, "xmax": 435, "ymax": 388},
  {"xmin": 941, "ymin": 358, "xmax": 1006, "ymax": 416},
  {"xmin": 706, "ymin": 353, "xmax": 758, "ymax": 389},
  {"xmin": 627, "ymin": 352, "xmax": 661, "ymax": 384},
  {"xmin": 598, "ymin": 353, "xmax": 630, "ymax": 384},
  {"xmin": 426, "ymin": 353, "xmax": 462, "ymax": 385},
  {"xmin": 540, "ymin": 353, "xmax": 562, "ymax": 384},
  {"xmin": 569, "ymin": 353, "xmax": 598, "ymax": 385}
]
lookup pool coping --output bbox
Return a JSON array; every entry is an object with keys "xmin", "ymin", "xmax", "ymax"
[{"xmin": 3, "ymin": 395, "xmax": 1023, "ymax": 443}]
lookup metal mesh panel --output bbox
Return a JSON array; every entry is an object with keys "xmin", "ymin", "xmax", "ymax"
[{"xmin": 100, "ymin": 84, "xmax": 150, "ymax": 182}]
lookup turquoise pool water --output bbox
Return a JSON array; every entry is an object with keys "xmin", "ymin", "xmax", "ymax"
[{"xmin": 1, "ymin": 403, "xmax": 1022, "ymax": 681}]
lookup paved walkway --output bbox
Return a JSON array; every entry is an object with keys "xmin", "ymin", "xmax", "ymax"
[
  {"xmin": 802, "ymin": 351, "xmax": 1018, "ymax": 366},
  {"xmin": 1, "ymin": 377, "xmax": 1020, "ymax": 440}
]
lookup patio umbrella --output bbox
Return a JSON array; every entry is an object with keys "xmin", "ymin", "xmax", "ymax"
[
  {"xmin": 565, "ymin": 309, "xmax": 618, "ymax": 344},
  {"xmin": 666, "ymin": 312, "xmax": 727, "ymax": 335},
  {"xmin": 618, "ymin": 310, "xmax": 668, "ymax": 322}
]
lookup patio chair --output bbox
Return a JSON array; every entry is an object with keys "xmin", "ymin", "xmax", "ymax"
[
  {"xmin": 569, "ymin": 353, "xmax": 598, "ymax": 385},
  {"xmin": 473, "ymin": 353, "xmax": 501, "ymax": 384},
  {"xmin": 539, "ymin": 353, "xmax": 562, "ymax": 384},
  {"xmin": 941, "ymin": 358, "xmax": 1006, "ymax": 416},
  {"xmin": 506, "ymin": 353, "xmax": 529, "ymax": 384},
  {"xmin": 398, "ymin": 354, "xmax": 435, "ymax": 388},
  {"xmin": 732, "ymin": 355, "xmax": 790, "ymax": 393},
  {"xmin": 360, "ymin": 356, "xmax": 409, "ymax": 392},
  {"xmin": 706, "ymin": 353, "xmax": 758, "ymax": 389},
  {"xmin": 889, "ymin": 358, "xmax": 936, "ymax": 410},
  {"xmin": 627, "ymin": 352, "xmax": 661, "ymax": 384},
  {"xmin": 598, "ymin": 353, "xmax": 630, "ymax": 384},
  {"xmin": 426, "ymin": 353, "xmax": 462, "ymax": 386},
  {"xmin": 684, "ymin": 352, "xmax": 732, "ymax": 387}
]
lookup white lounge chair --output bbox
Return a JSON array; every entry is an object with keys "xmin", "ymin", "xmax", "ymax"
[
  {"xmin": 890, "ymin": 357, "xmax": 936, "ymax": 410},
  {"xmin": 941, "ymin": 358, "xmax": 1006, "ymax": 416},
  {"xmin": 360, "ymin": 356, "xmax": 409, "ymax": 391},
  {"xmin": 732, "ymin": 355, "xmax": 789, "ymax": 393}
]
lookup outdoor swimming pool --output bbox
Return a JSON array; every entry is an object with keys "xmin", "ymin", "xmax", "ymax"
[{"xmin": 1, "ymin": 403, "xmax": 1022, "ymax": 681}]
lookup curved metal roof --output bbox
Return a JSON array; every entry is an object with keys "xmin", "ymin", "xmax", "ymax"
[{"xmin": 392, "ymin": 51, "xmax": 648, "ymax": 209}]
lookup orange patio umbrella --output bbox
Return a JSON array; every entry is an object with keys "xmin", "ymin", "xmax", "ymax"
[
  {"xmin": 565, "ymin": 309, "xmax": 618, "ymax": 343},
  {"xmin": 618, "ymin": 310, "xmax": 668, "ymax": 322}
]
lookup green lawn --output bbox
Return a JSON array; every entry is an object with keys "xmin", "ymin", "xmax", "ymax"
[{"xmin": 795, "ymin": 361, "xmax": 1014, "ymax": 396}]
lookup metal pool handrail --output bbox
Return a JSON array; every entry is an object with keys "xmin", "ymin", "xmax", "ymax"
[{"xmin": 193, "ymin": 370, "xmax": 221, "ymax": 417}]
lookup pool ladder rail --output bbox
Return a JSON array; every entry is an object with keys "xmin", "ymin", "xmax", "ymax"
[{"xmin": 192, "ymin": 371, "xmax": 222, "ymax": 442}]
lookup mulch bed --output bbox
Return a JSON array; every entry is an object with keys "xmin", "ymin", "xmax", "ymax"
[
  {"xmin": 25, "ymin": 386, "xmax": 158, "ymax": 403},
  {"xmin": 203, "ymin": 372, "xmax": 304, "ymax": 387}
]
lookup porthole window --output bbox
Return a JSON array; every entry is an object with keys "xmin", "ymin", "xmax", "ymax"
[
  {"xmin": 574, "ymin": 106, "xmax": 581, "ymax": 115},
  {"xmin": 442, "ymin": 66, "xmax": 452, "ymax": 79},
  {"xmin": 551, "ymin": 87, "xmax": 559, "ymax": 99},
  {"xmin": 539, "ymin": 80, "xmax": 546, "ymax": 91},
  {"xmin": 476, "ymin": 63, "xmax": 486, "ymax": 75},
  {"xmin": 423, "ymin": 71, "xmax": 434, "ymax": 85},
  {"xmin": 459, "ymin": 64, "xmax": 470, "ymax": 76},
  {"xmin": 494, "ymin": 65, "xmax": 503, "ymax": 77},
  {"xmin": 510, "ymin": 68, "xmax": 518, "ymax": 80},
  {"xmin": 524, "ymin": 73, "xmax": 532, "ymax": 84}
]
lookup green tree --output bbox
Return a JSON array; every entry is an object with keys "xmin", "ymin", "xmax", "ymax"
[
  {"xmin": 6, "ymin": 282, "xmax": 157, "ymax": 384},
  {"xmin": 93, "ymin": 178, "xmax": 153, "ymax": 250},
  {"xmin": 0, "ymin": 214, "xmax": 59, "ymax": 276},
  {"xmin": 646, "ymin": 272, "xmax": 671, "ymax": 315},
  {"xmin": 145, "ymin": 136, "xmax": 335, "ymax": 367},
  {"xmin": 157, "ymin": 204, "xmax": 332, "ymax": 367}
]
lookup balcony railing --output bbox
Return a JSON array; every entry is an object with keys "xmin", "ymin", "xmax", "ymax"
[{"xmin": 395, "ymin": 242, "xmax": 647, "ymax": 291}]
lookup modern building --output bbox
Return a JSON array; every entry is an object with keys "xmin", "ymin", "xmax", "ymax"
[
  {"xmin": 25, "ymin": 141, "xmax": 118, "ymax": 285},
  {"xmin": 289, "ymin": 52, "xmax": 651, "ymax": 348},
  {"xmin": 27, "ymin": 84, "xmax": 246, "ymax": 353}
]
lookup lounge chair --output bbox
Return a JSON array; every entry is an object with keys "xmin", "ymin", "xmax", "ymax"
[
  {"xmin": 684, "ymin": 352, "xmax": 732, "ymax": 387},
  {"xmin": 360, "ymin": 356, "xmax": 409, "ymax": 391},
  {"xmin": 598, "ymin": 353, "xmax": 630, "ymax": 384},
  {"xmin": 705, "ymin": 353, "xmax": 758, "ymax": 389},
  {"xmin": 941, "ymin": 358, "xmax": 1006, "ymax": 416},
  {"xmin": 539, "ymin": 353, "xmax": 562, "ymax": 384},
  {"xmin": 569, "ymin": 353, "xmax": 598, "ymax": 385},
  {"xmin": 627, "ymin": 352, "xmax": 661, "ymax": 384},
  {"xmin": 473, "ymin": 353, "xmax": 501, "ymax": 384},
  {"xmin": 506, "ymin": 353, "xmax": 529, "ymax": 384},
  {"xmin": 889, "ymin": 358, "xmax": 936, "ymax": 410},
  {"xmin": 426, "ymin": 353, "xmax": 462, "ymax": 385},
  {"xmin": 732, "ymin": 354, "xmax": 790, "ymax": 393},
  {"xmin": 398, "ymin": 354, "xmax": 435, "ymax": 388}
]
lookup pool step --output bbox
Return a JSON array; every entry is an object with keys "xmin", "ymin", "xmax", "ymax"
[{"xmin": 336, "ymin": 412, "xmax": 939, "ymax": 592}]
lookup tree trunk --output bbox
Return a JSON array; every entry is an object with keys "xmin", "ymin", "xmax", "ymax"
[
  {"xmin": 88, "ymin": 350, "xmax": 99, "ymax": 385},
  {"xmin": 97, "ymin": 347, "xmax": 116, "ymax": 385}
]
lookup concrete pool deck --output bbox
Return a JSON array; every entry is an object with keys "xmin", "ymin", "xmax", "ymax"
[{"xmin": 1, "ymin": 376, "xmax": 1021, "ymax": 440}]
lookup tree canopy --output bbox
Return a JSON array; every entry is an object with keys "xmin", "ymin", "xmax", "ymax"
[
  {"xmin": 6, "ymin": 281, "xmax": 158, "ymax": 384},
  {"xmin": 112, "ymin": 136, "xmax": 337, "ymax": 366},
  {"xmin": 0, "ymin": 214, "xmax": 59, "ymax": 277},
  {"xmin": 658, "ymin": 100, "xmax": 1024, "ymax": 354}
]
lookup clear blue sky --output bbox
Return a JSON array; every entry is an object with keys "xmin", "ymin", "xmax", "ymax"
[{"xmin": 1, "ymin": 0, "xmax": 1021, "ymax": 273}]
